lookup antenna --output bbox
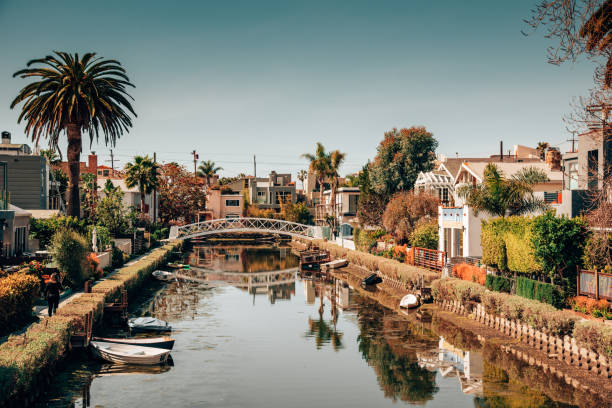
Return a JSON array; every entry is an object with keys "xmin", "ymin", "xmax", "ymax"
[{"xmin": 567, "ymin": 131, "xmax": 577, "ymax": 153}]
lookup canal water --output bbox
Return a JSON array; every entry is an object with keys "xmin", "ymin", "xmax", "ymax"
[{"xmin": 36, "ymin": 245, "xmax": 575, "ymax": 407}]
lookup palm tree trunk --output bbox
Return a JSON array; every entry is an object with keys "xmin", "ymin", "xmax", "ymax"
[
  {"xmin": 66, "ymin": 123, "xmax": 82, "ymax": 218},
  {"xmin": 319, "ymin": 177, "xmax": 325, "ymax": 225},
  {"xmin": 140, "ymin": 186, "xmax": 146, "ymax": 213}
]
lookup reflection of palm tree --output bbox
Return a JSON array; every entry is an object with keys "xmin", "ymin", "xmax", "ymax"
[{"xmin": 304, "ymin": 286, "xmax": 344, "ymax": 350}]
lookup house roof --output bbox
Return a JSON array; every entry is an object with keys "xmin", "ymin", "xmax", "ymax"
[
  {"xmin": 97, "ymin": 177, "xmax": 140, "ymax": 193},
  {"xmin": 457, "ymin": 161, "xmax": 563, "ymax": 184},
  {"xmin": 28, "ymin": 209, "xmax": 60, "ymax": 219},
  {"xmin": 9, "ymin": 204, "xmax": 31, "ymax": 217}
]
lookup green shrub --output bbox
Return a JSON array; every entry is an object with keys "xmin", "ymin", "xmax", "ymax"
[
  {"xmin": 504, "ymin": 217, "xmax": 541, "ymax": 274},
  {"xmin": 49, "ymin": 229, "xmax": 90, "ymax": 287},
  {"xmin": 481, "ymin": 218, "xmax": 508, "ymax": 271},
  {"xmin": 409, "ymin": 219, "xmax": 438, "ymax": 250},
  {"xmin": 516, "ymin": 276, "xmax": 564, "ymax": 308},
  {"xmin": 87, "ymin": 225, "xmax": 112, "ymax": 251},
  {"xmin": 111, "ymin": 244, "xmax": 126, "ymax": 269},
  {"xmin": 431, "ymin": 278, "xmax": 484, "ymax": 303},
  {"xmin": 0, "ymin": 272, "xmax": 40, "ymax": 336},
  {"xmin": 485, "ymin": 274, "xmax": 513, "ymax": 293},
  {"xmin": 29, "ymin": 215, "xmax": 86, "ymax": 249}
]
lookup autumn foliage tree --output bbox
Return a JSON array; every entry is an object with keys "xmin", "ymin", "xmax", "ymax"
[
  {"xmin": 369, "ymin": 127, "xmax": 438, "ymax": 198},
  {"xmin": 382, "ymin": 191, "xmax": 439, "ymax": 244},
  {"xmin": 158, "ymin": 163, "xmax": 207, "ymax": 225}
]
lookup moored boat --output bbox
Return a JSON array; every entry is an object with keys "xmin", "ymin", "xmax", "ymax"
[
  {"xmin": 90, "ymin": 341, "xmax": 170, "ymax": 365},
  {"xmin": 399, "ymin": 293, "xmax": 420, "ymax": 309},
  {"xmin": 152, "ymin": 270, "xmax": 176, "ymax": 281},
  {"xmin": 92, "ymin": 336, "xmax": 175, "ymax": 350},
  {"xmin": 128, "ymin": 317, "xmax": 172, "ymax": 333},
  {"xmin": 321, "ymin": 259, "xmax": 349, "ymax": 270},
  {"xmin": 361, "ymin": 273, "xmax": 382, "ymax": 288}
]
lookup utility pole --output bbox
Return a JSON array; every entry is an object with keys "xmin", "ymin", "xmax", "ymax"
[
  {"xmin": 253, "ymin": 155, "xmax": 256, "ymax": 178},
  {"xmin": 192, "ymin": 150, "xmax": 199, "ymax": 178},
  {"xmin": 109, "ymin": 149, "xmax": 115, "ymax": 172},
  {"xmin": 153, "ymin": 152, "xmax": 157, "ymax": 224},
  {"xmin": 567, "ymin": 131, "xmax": 577, "ymax": 153}
]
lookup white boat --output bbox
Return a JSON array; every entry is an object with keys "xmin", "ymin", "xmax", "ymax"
[
  {"xmin": 128, "ymin": 317, "xmax": 172, "ymax": 333},
  {"xmin": 400, "ymin": 294, "xmax": 420, "ymax": 309},
  {"xmin": 92, "ymin": 336, "xmax": 175, "ymax": 350},
  {"xmin": 152, "ymin": 270, "xmax": 176, "ymax": 282},
  {"xmin": 321, "ymin": 259, "xmax": 349, "ymax": 270},
  {"xmin": 90, "ymin": 341, "xmax": 171, "ymax": 365}
]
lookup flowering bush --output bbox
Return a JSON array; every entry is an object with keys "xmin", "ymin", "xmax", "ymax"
[
  {"xmin": 0, "ymin": 272, "xmax": 40, "ymax": 336},
  {"xmin": 453, "ymin": 263, "xmax": 486, "ymax": 285},
  {"xmin": 569, "ymin": 296, "xmax": 612, "ymax": 319}
]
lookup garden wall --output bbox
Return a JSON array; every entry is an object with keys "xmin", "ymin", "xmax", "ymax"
[{"xmin": 0, "ymin": 240, "xmax": 182, "ymax": 407}]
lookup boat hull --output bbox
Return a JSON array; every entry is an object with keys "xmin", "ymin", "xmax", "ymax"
[
  {"xmin": 92, "ymin": 336, "xmax": 175, "ymax": 350},
  {"xmin": 90, "ymin": 342, "xmax": 170, "ymax": 365},
  {"xmin": 400, "ymin": 294, "xmax": 420, "ymax": 309}
]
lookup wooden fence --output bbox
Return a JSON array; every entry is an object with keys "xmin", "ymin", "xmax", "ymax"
[
  {"xmin": 577, "ymin": 268, "xmax": 612, "ymax": 301},
  {"xmin": 407, "ymin": 247, "xmax": 445, "ymax": 272}
]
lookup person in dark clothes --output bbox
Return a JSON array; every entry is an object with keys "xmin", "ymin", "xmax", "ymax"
[{"xmin": 45, "ymin": 272, "xmax": 63, "ymax": 316}]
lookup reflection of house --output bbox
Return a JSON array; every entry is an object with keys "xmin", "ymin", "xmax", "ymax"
[
  {"xmin": 439, "ymin": 159, "xmax": 563, "ymax": 259},
  {"xmin": 97, "ymin": 177, "xmax": 157, "ymax": 219},
  {"xmin": 317, "ymin": 187, "xmax": 360, "ymax": 226}
]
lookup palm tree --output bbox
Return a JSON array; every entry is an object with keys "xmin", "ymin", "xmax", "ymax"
[
  {"xmin": 297, "ymin": 169, "xmax": 308, "ymax": 190},
  {"xmin": 327, "ymin": 150, "xmax": 346, "ymax": 231},
  {"xmin": 125, "ymin": 155, "xmax": 159, "ymax": 213},
  {"xmin": 197, "ymin": 160, "xmax": 223, "ymax": 186},
  {"xmin": 536, "ymin": 141, "xmax": 549, "ymax": 160},
  {"xmin": 457, "ymin": 163, "xmax": 550, "ymax": 217},
  {"xmin": 301, "ymin": 143, "xmax": 330, "ymax": 217},
  {"xmin": 11, "ymin": 51, "xmax": 136, "ymax": 218}
]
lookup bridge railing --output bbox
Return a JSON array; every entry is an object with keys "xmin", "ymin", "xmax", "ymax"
[{"xmin": 169, "ymin": 217, "xmax": 315, "ymax": 239}]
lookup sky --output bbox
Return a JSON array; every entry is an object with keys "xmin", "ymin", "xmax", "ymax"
[{"xmin": 0, "ymin": 0, "xmax": 599, "ymax": 178}]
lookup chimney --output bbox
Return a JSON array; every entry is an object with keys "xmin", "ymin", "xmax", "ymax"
[
  {"xmin": 88, "ymin": 153, "xmax": 98, "ymax": 176},
  {"xmin": 545, "ymin": 148, "xmax": 561, "ymax": 171},
  {"xmin": 500, "ymin": 141, "xmax": 503, "ymax": 162},
  {"xmin": 1, "ymin": 131, "xmax": 11, "ymax": 145}
]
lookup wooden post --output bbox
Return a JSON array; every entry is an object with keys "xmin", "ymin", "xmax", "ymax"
[
  {"xmin": 595, "ymin": 269, "xmax": 600, "ymax": 300},
  {"xmin": 576, "ymin": 265, "xmax": 580, "ymax": 297}
]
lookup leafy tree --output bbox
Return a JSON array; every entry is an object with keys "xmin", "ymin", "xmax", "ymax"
[
  {"xmin": 40, "ymin": 148, "xmax": 61, "ymax": 164},
  {"xmin": 357, "ymin": 191, "xmax": 386, "ymax": 227},
  {"xmin": 96, "ymin": 188, "xmax": 129, "ymax": 236},
  {"xmin": 81, "ymin": 173, "xmax": 98, "ymax": 220},
  {"xmin": 457, "ymin": 163, "xmax": 549, "ymax": 217},
  {"xmin": 327, "ymin": 149, "xmax": 346, "ymax": 230},
  {"xmin": 29, "ymin": 215, "xmax": 87, "ymax": 249},
  {"xmin": 382, "ymin": 191, "xmax": 439, "ymax": 244},
  {"xmin": 409, "ymin": 219, "xmax": 439, "ymax": 250},
  {"xmin": 302, "ymin": 142, "xmax": 331, "ymax": 205},
  {"xmin": 125, "ymin": 155, "xmax": 159, "ymax": 213},
  {"xmin": 158, "ymin": 163, "xmax": 207, "ymax": 224},
  {"xmin": 531, "ymin": 210, "xmax": 588, "ymax": 283},
  {"xmin": 369, "ymin": 127, "xmax": 438, "ymax": 198},
  {"xmin": 197, "ymin": 160, "xmax": 223, "ymax": 186},
  {"xmin": 281, "ymin": 201, "xmax": 313, "ymax": 225},
  {"xmin": 49, "ymin": 228, "xmax": 90, "ymax": 287},
  {"xmin": 11, "ymin": 51, "xmax": 136, "ymax": 217}
]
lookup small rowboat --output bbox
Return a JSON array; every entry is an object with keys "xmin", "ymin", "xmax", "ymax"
[
  {"xmin": 90, "ymin": 341, "xmax": 170, "ymax": 365},
  {"xmin": 321, "ymin": 259, "xmax": 349, "ymax": 271},
  {"xmin": 361, "ymin": 273, "xmax": 382, "ymax": 288},
  {"xmin": 400, "ymin": 294, "xmax": 420, "ymax": 309},
  {"xmin": 92, "ymin": 336, "xmax": 175, "ymax": 350},
  {"xmin": 152, "ymin": 270, "xmax": 176, "ymax": 281},
  {"xmin": 167, "ymin": 262, "xmax": 190, "ymax": 269},
  {"xmin": 128, "ymin": 317, "xmax": 172, "ymax": 333}
]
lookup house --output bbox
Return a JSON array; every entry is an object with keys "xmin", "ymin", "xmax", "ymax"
[
  {"xmin": 317, "ymin": 187, "xmax": 360, "ymax": 227},
  {"xmin": 97, "ymin": 177, "xmax": 157, "ymax": 220},
  {"xmin": 225, "ymin": 171, "xmax": 297, "ymax": 212},
  {"xmin": 0, "ymin": 131, "xmax": 32, "ymax": 155},
  {"xmin": 0, "ymin": 161, "xmax": 31, "ymax": 256},
  {"xmin": 96, "ymin": 165, "xmax": 122, "ymax": 179},
  {"xmin": 205, "ymin": 186, "xmax": 243, "ymax": 219},
  {"xmin": 438, "ymin": 157, "xmax": 564, "ymax": 260}
]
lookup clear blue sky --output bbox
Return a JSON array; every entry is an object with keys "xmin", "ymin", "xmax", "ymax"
[{"xmin": 0, "ymin": 0, "xmax": 597, "ymax": 178}]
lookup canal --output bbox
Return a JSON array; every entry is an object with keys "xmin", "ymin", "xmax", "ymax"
[{"xmin": 36, "ymin": 244, "xmax": 575, "ymax": 407}]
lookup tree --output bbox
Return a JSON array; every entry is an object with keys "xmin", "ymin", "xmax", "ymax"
[
  {"xmin": 281, "ymin": 201, "xmax": 313, "ymax": 225},
  {"xmin": 369, "ymin": 127, "xmax": 438, "ymax": 198},
  {"xmin": 356, "ymin": 162, "xmax": 386, "ymax": 227},
  {"xmin": 297, "ymin": 169, "xmax": 308, "ymax": 190},
  {"xmin": 531, "ymin": 210, "xmax": 589, "ymax": 283},
  {"xmin": 11, "ymin": 51, "xmax": 136, "ymax": 217},
  {"xmin": 158, "ymin": 163, "xmax": 207, "ymax": 224},
  {"xmin": 49, "ymin": 228, "xmax": 90, "ymax": 287},
  {"xmin": 302, "ymin": 142, "xmax": 330, "ymax": 206},
  {"xmin": 40, "ymin": 148, "xmax": 60, "ymax": 164},
  {"xmin": 457, "ymin": 163, "xmax": 550, "ymax": 217},
  {"xmin": 409, "ymin": 219, "xmax": 439, "ymax": 250},
  {"xmin": 382, "ymin": 191, "xmax": 439, "ymax": 244},
  {"xmin": 81, "ymin": 173, "xmax": 98, "ymax": 221},
  {"xmin": 536, "ymin": 141, "xmax": 550, "ymax": 160},
  {"xmin": 125, "ymin": 155, "xmax": 159, "ymax": 214},
  {"xmin": 197, "ymin": 160, "xmax": 223, "ymax": 186},
  {"xmin": 96, "ymin": 187, "xmax": 129, "ymax": 236},
  {"xmin": 327, "ymin": 149, "xmax": 346, "ymax": 230}
]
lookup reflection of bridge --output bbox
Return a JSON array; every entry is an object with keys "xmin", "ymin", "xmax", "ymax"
[
  {"xmin": 194, "ymin": 266, "xmax": 298, "ymax": 289},
  {"xmin": 169, "ymin": 218, "xmax": 315, "ymax": 240}
]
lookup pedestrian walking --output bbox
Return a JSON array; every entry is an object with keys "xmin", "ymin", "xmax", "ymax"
[{"xmin": 45, "ymin": 272, "xmax": 63, "ymax": 317}]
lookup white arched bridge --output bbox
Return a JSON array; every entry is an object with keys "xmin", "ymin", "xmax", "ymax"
[{"xmin": 169, "ymin": 217, "xmax": 316, "ymax": 240}]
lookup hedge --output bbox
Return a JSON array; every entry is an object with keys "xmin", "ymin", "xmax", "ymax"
[
  {"xmin": 0, "ymin": 271, "xmax": 40, "ymax": 336},
  {"xmin": 481, "ymin": 217, "xmax": 541, "ymax": 273},
  {"xmin": 485, "ymin": 274, "xmax": 513, "ymax": 293},
  {"xmin": 453, "ymin": 263, "xmax": 486, "ymax": 285},
  {"xmin": 516, "ymin": 276, "xmax": 564, "ymax": 309},
  {"xmin": 0, "ymin": 240, "xmax": 182, "ymax": 405}
]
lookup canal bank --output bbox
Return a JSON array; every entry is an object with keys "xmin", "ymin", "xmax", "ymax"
[
  {"xmin": 292, "ymin": 238, "xmax": 612, "ymax": 406},
  {"xmin": 0, "ymin": 240, "xmax": 182, "ymax": 407}
]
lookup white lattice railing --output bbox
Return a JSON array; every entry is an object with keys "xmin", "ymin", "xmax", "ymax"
[{"xmin": 169, "ymin": 218, "xmax": 315, "ymax": 239}]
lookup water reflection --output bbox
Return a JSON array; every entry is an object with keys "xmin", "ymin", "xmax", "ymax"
[
  {"xmin": 190, "ymin": 245, "xmax": 298, "ymax": 272},
  {"xmin": 304, "ymin": 280, "xmax": 344, "ymax": 350}
]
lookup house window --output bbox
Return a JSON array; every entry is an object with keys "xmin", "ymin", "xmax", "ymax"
[
  {"xmin": 225, "ymin": 199, "xmax": 240, "ymax": 207},
  {"xmin": 225, "ymin": 214, "xmax": 240, "ymax": 219},
  {"xmin": 275, "ymin": 191, "xmax": 291, "ymax": 205},
  {"xmin": 588, "ymin": 149, "xmax": 598, "ymax": 190},
  {"xmin": 439, "ymin": 188, "xmax": 449, "ymax": 204},
  {"xmin": 568, "ymin": 161, "xmax": 578, "ymax": 190},
  {"xmin": 256, "ymin": 190, "xmax": 266, "ymax": 204},
  {"xmin": 348, "ymin": 194, "xmax": 358, "ymax": 214}
]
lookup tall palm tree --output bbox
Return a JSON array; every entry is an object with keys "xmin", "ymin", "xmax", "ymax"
[
  {"xmin": 125, "ymin": 155, "xmax": 159, "ymax": 214},
  {"xmin": 197, "ymin": 160, "xmax": 223, "ymax": 186},
  {"xmin": 536, "ymin": 141, "xmax": 549, "ymax": 160},
  {"xmin": 327, "ymin": 150, "xmax": 346, "ymax": 229},
  {"xmin": 11, "ymin": 51, "xmax": 136, "ymax": 217},
  {"xmin": 301, "ymin": 143, "xmax": 330, "ymax": 215},
  {"xmin": 297, "ymin": 169, "xmax": 308, "ymax": 190},
  {"xmin": 457, "ymin": 163, "xmax": 550, "ymax": 217}
]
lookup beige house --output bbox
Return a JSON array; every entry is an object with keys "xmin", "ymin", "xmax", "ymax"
[
  {"xmin": 317, "ymin": 187, "xmax": 360, "ymax": 226},
  {"xmin": 205, "ymin": 188, "xmax": 243, "ymax": 219}
]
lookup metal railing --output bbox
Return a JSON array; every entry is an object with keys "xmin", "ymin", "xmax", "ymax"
[{"xmin": 169, "ymin": 217, "xmax": 315, "ymax": 240}]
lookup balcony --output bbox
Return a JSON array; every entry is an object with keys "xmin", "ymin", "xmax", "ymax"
[{"xmin": 441, "ymin": 207, "xmax": 463, "ymax": 223}]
